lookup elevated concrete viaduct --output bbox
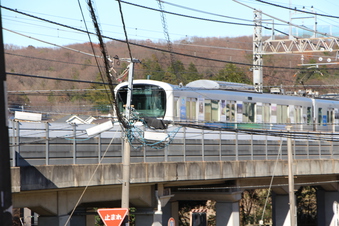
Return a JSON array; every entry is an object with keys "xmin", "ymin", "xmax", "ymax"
[{"xmin": 11, "ymin": 159, "xmax": 339, "ymax": 226}]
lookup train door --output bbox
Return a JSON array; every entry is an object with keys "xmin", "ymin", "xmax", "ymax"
[
  {"xmin": 243, "ymin": 102, "xmax": 255, "ymax": 123},
  {"xmin": 271, "ymin": 104, "xmax": 277, "ymax": 124},
  {"xmin": 263, "ymin": 103, "xmax": 271, "ymax": 124},
  {"xmin": 237, "ymin": 101, "xmax": 243, "ymax": 122},
  {"xmin": 289, "ymin": 105, "xmax": 295, "ymax": 123},
  {"xmin": 198, "ymin": 97, "xmax": 204, "ymax": 121},
  {"xmin": 294, "ymin": 105, "xmax": 302, "ymax": 130},
  {"xmin": 335, "ymin": 108, "xmax": 339, "ymax": 132},
  {"xmin": 204, "ymin": 99, "xmax": 219, "ymax": 122},
  {"xmin": 277, "ymin": 105, "xmax": 288, "ymax": 123},
  {"xmin": 318, "ymin": 107, "xmax": 323, "ymax": 126},
  {"xmin": 256, "ymin": 102, "xmax": 262, "ymax": 123},
  {"xmin": 186, "ymin": 98, "xmax": 197, "ymax": 121},
  {"xmin": 327, "ymin": 108, "xmax": 335, "ymax": 131},
  {"xmin": 204, "ymin": 100, "xmax": 211, "ymax": 122},
  {"xmin": 226, "ymin": 100, "xmax": 236, "ymax": 122},
  {"xmin": 211, "ymin": 100, "xmax": 219, "ymax": 121}
]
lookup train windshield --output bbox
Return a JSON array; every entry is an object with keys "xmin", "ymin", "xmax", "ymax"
[{"xmin": 116, "ymin": 84, "xmax": 166, "ymax": 118}]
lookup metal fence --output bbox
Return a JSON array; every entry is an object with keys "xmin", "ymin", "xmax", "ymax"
[{"xmin": 8, "ymin": 121, "xmax": 339, "ymax": 167}]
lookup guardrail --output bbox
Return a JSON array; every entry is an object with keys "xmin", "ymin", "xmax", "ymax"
[{"xmin": 9, "ymin": 121, "xmax": 339, "ymax": 167}]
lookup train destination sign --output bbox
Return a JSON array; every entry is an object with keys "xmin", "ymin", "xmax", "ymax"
[{"xmin": 97, "ymin": 208, "xmax": 128, "ymax": 226}]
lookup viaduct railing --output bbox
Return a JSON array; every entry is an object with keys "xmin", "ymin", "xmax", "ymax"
[{"xmin": 8, "ymin": 121, "xmax": 339, "ymax": 167}]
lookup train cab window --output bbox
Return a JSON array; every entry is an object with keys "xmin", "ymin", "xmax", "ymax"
[
  {"xmin": 226, "ymin": 101, "xmax": 236, "ymax": 122},
  {"xmin": 318, "ymin": 108, "xmax": 323, "ymax": 125},
  {"xmin": 117, "ymin": 84, "xmax": 166, "ymax": 118},
  {"xmin": 243, "ymin": 102, "xmax": 255, "ymax": 123}
]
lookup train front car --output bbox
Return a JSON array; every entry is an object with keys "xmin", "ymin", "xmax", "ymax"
[{"xmin": 114, "ymin": 80, "xmax": 176, "ymax": 126}]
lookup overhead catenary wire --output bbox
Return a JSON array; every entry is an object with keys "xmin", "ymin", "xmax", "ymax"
[
  {"xmin": 7, "ymin": 72, "xmax": 112, "ymax": 85},
  {"xmin": 233, "ymin": 0, "xmax": 339, "ymax": 39},
  {"xmin": 254, "ymin": 0, "xmax": 339, "ymax": 19},
  {"xmin": 3, "ymin": 28, "xmax": 103, "ymax": 58},
  {"xmin": 2, "ymin": 6, "xmax": 339, "ymax": 71}
]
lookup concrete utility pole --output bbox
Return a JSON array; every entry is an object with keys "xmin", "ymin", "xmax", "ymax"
[
  {"xmin": 287, "ymin": 126, "xmax": 297, "ymax": 226},
  {"xmin": 121, "ymin": 58, "xmax": 138, "ymax": 225},
  {"xmin": 253, "ymin": 10, "xmax": 263, "ymax": 93},
  {"xmin": 0, "ymin": 8, "xmax": 13, "ymax": 226}
]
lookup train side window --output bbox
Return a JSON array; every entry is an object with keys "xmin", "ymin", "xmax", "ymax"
[
  {"xmin": 186, "ymin": 98, "xmax": 197, "ymax": 121},
  {"xmin": 327, "ymin": 108, "xmax": 334, "ymax": 124},
  {"xmin": 226, "ymin": 101, "xmax": 236, "ymax": 122},
  {"xmin": 263, "ymin": 103, "xmax": 271, "ymax": 123},
  {"xmin": 307, "ymin": 107, "xmax": 312, "ymax": 124},
  {"xmin": 318, "ymin": 108, "xmax": 322, "ymax": 125},
  {"xmin": 205, "ymin": 100, "xmax": 212, "ymax": 122},
  {"xmin": 186, "ymin": 99, "xmax": 191, "ymax": 120},
  {"xmin": 211, "ymin": 100, "xmax": 219, "ymax": 121},
  {"xmin": 243, "ymin": 102, "xmax": 255, "ymax": 123},
  {"xmin": 277, "ymin": 105, "xmax": 288, "ymax": 123},
  {"xmin": 191, "ymin": 98, "xmax": 197, "ymax": 120},
  {"xmin": 295, "ymin": 106, "xmax": 302, "ymax": 123}
]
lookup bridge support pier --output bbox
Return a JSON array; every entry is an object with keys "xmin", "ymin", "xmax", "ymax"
[
  {"xmin": 272, "ymin": 193, "xmax": 290, "ymax": 226},
  {"xmin": 216, "ymin": 201, "xmax": 240, "ymax": 226},
  {"xmin": 317, "ymin": 189, "xmax": 339, "ymax": 226}
]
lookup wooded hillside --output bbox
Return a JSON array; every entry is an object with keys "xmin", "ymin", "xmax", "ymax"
[{"xmin": 5, "ymin": 35, "xmax": 339, "ymax": 117}]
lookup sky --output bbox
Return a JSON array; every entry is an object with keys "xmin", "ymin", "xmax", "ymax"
[{"xmin": 1, "ymin": 0, "xmax": 339, "ymax": 48}]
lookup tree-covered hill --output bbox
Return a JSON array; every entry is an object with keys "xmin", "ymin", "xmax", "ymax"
[{"xmin": 5, "ymin": 36, "xmax": 339, "ymax": 116}]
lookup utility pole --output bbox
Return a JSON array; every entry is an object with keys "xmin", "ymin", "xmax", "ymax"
[
  {"xmin": 121, "ymin": 58, "xmax": 138, "ymax": 225},
  {"xmin": 253, "ymin": 10, "xmax": 263, "ymax": 93},
  {"xmin": 287, "ymin": 126, "xmax": 297, "ymax": 226},
  {"xmin": 0, "ymin": 7, "xmax": 13, "ymax": 226}
]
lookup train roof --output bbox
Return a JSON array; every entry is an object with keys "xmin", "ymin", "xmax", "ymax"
[{"xmin": 186, "ymin": 80, "xmax": 255, "ymax": 91}]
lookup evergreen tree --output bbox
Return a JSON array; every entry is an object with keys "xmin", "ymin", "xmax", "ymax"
[
  {"xmin": 167, "ymin": 60, "xmax": 187, "ymax": 84},
  {"xmin": 185, "ymin": 62, "xmax": 202, "ymax": 83},
  {"xmin": 141, "ymin": 55, "xmax": 164, "ymax": 81},
  {"xmin": 215, "ymin": 63, "xmax": 251, "ymax": 84}
]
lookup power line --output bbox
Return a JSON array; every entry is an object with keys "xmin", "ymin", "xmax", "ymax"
[
  {"xmin": 4, "ymin": 28, "xmax": 102, "ymax": 58},
  {"xmin": 254, "ymin": 0, "xmax": 339, "ymax": 19},
  {"xmin": 7, "ymin": 72, "xmax": 112, "ymax": 85},
  {"xmin": 117, "ymin": 0, "xmax": 255, "ymax": 27},
  {"xmin": 2, "ymin": 6, "xmax": 338, "ymax": 71},
  {"xmin": 160, "ymin": 0, "xmax": 256, "ymax": 23},
  {"xmin": 5, "ymin": 52, "xmax": 100, "ymax": 67}
]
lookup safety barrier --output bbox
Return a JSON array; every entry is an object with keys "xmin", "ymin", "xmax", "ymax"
[{"xmin": 9, "ymin": 121, "xmax": 339, "ymax": 166}]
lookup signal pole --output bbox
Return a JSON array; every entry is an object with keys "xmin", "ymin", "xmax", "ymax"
[{"xmin": 0, "ymin": 7, "xmax": 13, "ymax": 226}]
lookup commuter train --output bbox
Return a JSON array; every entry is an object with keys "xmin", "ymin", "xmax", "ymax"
[{"xmin": 114, "ymin": 79, "xmax": 339, "ymax": 131}]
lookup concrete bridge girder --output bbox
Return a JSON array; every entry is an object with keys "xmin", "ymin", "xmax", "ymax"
[
  {"xmin": 11, "ymin": 159, "xmax": 339, "ymax": 225},
  {"xmin": 13, "ymin": 185, "xmax": 155, "ymax": 216}
]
